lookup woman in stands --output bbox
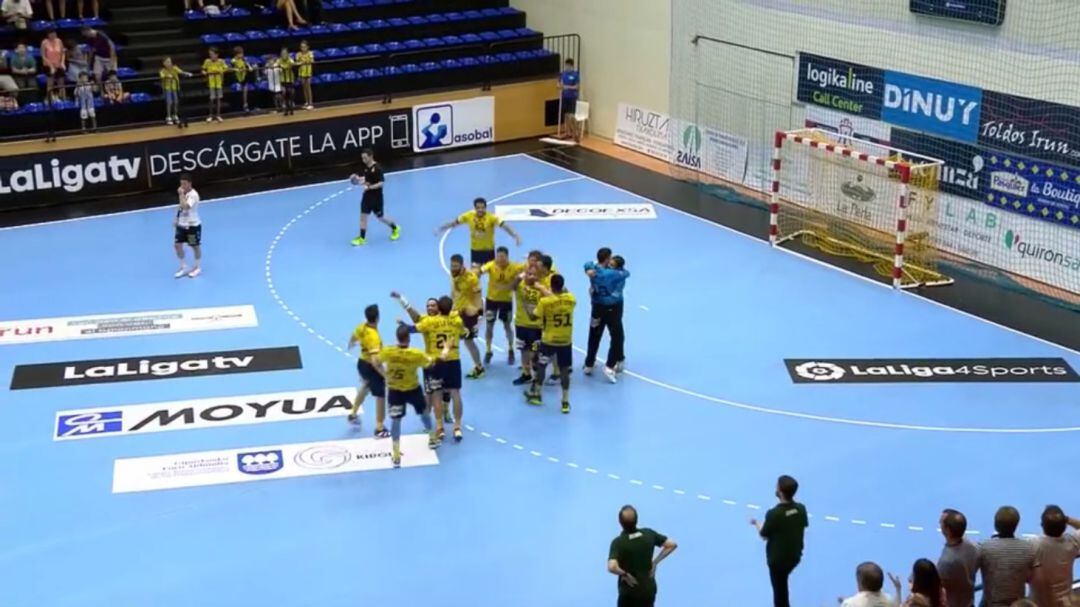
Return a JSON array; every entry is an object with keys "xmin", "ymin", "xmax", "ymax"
[
  {"xmin": 276, "ymin": 0, "xmax": 307, "ymax": 30},
  {"xmin": 41, "ymin": 29, "xmax": 66, "ymax": 103},
  {"xmin": 889, "ymin": 559, "xmax": 944, "ymax": 607}
]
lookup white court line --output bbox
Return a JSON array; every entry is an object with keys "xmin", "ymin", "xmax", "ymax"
[{"xmin": 518, "ymin": 153, "xmax": 1080, "ymax": 359}]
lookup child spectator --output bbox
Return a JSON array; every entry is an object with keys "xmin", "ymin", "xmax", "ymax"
[
  {"xmin": 102, "ymin": 69, "xmax": 129, "ymax": 104},
  {"xmin": 296, "ymin": 39, "xmax": 314, "ymax": 110},
  {"xmin": 7, "ymin": 43, "xmax": 37, "ymax": 102},
  {"xmin": 230, "ymin": 46, "xmax": 251, "ymax": 113},
  {"xmin": 41, "ymin": 29, "xmax": 67, "ymax": 103},
  {"xmin": 277, "ymin": 46, "xmax": 295, "ymax": 116},
  {"xmin": 160, "ymin": 56, "xmax": 191, "ymax": 125},
  {"xmin": 74, "ymin": 71, "xmax": 96, "ymax": 132},
  {"xmin": 0, "ymin": 91, "xmax": 17, "ymax": 111},
  {"xmin": 201, "ymin": 46, "xmax": 227, "ymax": 122},
  {"xmin": 263, "ymin": 54, "xmax": 282, "ymax": 113}
]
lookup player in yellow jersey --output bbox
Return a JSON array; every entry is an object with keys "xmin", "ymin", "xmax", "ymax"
[
  {"xmin": 201, "ymin": 46, "xmax": 227, "ymax": 122},
  {"xmin": 478, "ymin": 245, "xmax": 522, "ymax": 366},
  {"xmin": 378, "ymin": 324, "xmax": 445, "ymax": 467},
  {"xmin": 345, "ymin": 304, "xmax": 390, "ymax": 437},
  {"xmin": 526, "ymin": 274, "xmax": 576, "ymax": 413},
  {"xmin": 510, "ymin": 265, "xmax": 544, "ymax": 386},
  {"xmin": 392, "ymin": 292, "xmax": 457, "ymax": 434},
  {"xmin": 230, "ymin": 46, "xmax": 252, "ymax": 113},
  {"xmin": 437, "ymin": 197, "xmax": 521, "ymax": 267},
  {"xmin": 450, "ymin": 253, "xmax": 486, "ymax": 379}
]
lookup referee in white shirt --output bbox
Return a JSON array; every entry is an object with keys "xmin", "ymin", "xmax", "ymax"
[{"xmin": 173, "ymin": 173, "xmax": 203, "ymax": 278}]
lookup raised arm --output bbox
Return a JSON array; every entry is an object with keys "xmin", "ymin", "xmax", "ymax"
[
  {"xmin": 499, "ymin": 221, "xmax": 522, "ymax": 246},
  {"xmin": 390, "ymin": 291, "xmax": 422, "ymax": 323}
]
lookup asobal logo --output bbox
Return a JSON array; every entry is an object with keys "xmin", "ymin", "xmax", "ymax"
[
  {"xmin": 54, "ymin": 387, "xmax": 354, "ymax": 440},
  {"xmin": 1004, "ymin": 230, "xmax": 1080, "ymax": 273},
  {"xmin": 12, "ymin": 346, "xmax": 302, "ymax": 390},
  {"xmin": 675, "ymin": 124, "xmax": 703, "ymax": 169},
  {"xmin": 785, "ymin": 358, "xmax": 1079, "ymax": 384},
  {"xmin": 0, "ymin": 156, "xmax": 142, "ymax": 194}
]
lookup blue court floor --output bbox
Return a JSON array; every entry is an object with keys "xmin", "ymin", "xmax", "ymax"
[{"xmin": 1, "ymin": 153, "xmax": 1077, "ymax": 607}]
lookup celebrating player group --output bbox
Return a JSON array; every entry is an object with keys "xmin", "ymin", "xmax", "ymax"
[{"xmin": 342, "ymin": 173, "xmax": 630, "ymax": 469}]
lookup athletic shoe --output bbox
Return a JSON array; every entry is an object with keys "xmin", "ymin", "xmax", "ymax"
[
  {"xmin": 453, "ymin": 428, "xmax": 463, "ymax": 442},
  {"xmin": 166, "ymin": 118, "xmax": 174, "ymax": 125},
  {"xmin": 437, "ymin": 427, "xmax": 446, "ymax": 441},
  {"xmin": 305, "ymin": 104, "xmax": 313, "ymax": 110},
  {"xmin": 524, "ymin": 390, "xmax": 542, "ymax": 406},
  {"xmin": 603, "ymin": 366, "xmax": 618, "ymax": 384},
  {"xmin": 390, "ymin": 226, "xmax": 401, "ymax": 241},
  {"xmin": 187, "ymin": 267, "xmax": 202, "ymax": 278},
  {"xmin": 206, "ymin": 117, "xmax": 213, "ymax": 122},
  {"xmin": 483, "ymin": 351, "xmax": 493, "ymax": 366},
  {"xmin": 545, "ymin": 374, "xmax": 559, "ymax": 386},
  {"xmin": 428, "ymin": 434, "xmax": 441, "ymax": 449},
  {"xmin": 350, "ymin": 236, "xmax": 365, "ymax": 246},
  {"xmin": 512, "ymin": 374, "xmax": 532, "ymax": 386},
  {"xmin": 374, "ymin": 427, "xmax": 390, "ymax": 439},
  {"xmin": 583, "ymin": 365, "xmax": 594, "ymax": 376},
  {"xmin": 561, "ymin": 402, "xmax": 570, "ymax": 414},
  {"xmin": 615, "ymin": 361, "xmax": 626, "ymax": 373},
  {"xmin": 507, "ymin": 351, "xmax": 515, "ymax": 365},
  {"xmin": 466, "ymin": 366, "xmax": 485, "ymax": 380},
  {"xmin": 174, "ymin": 267, "xmax": 188, "ymax": 278},
  {"xmin": 215, "ymin": 116, "xmax": 223, "ymax": 123},
  {"xmin": 392, "ymin": 455, "xmax": 401, "ymax": 468},
  {"xmin": 346, "ymin": 412, "xmax": 359, "ymax": 424}
]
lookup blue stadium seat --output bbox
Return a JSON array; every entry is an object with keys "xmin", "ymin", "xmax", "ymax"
[
  {"xmin": 348, "ymin": 21, "xmax": 370, "ymax": 30},
  {"xmin": 322, "ymin": 1, "xmax": 335, "ymax": 10},
  {"xmin": 352, "ymin": 0, "xmax": 374, "ymax": 6},
  {"xmin": 117, "ymin": 67, "xmax": 137, "ymax": 78},
  {"xmin": 322, "ymin": 47, "xmax": 344, "ymax": 57},
  {"xmin": 259, "ymin": 6, "xmax": 275, "ymax": 15},
  {"xmin": 329, "ymin": 22, "xmax": 349, "ymax": 32},
  {"xmin": 443, "ymin": 12, "xmax": 463, "ymax": 21},
  {"xmin": 58, "ymin": 18, "xmax": 81, "ymax": 28},
  {"xmin": 440, "ymin": 59, "xmax": 462, "ymax": 69},
  {"xmin": 514, "ymin": 50, "xmax": 536, "ymax": 59},
  {"xmin": 23, "ymin": 102, "xmax": 45, "ymax": 113},
  {"xmin": 360, "ymin": 68, "xmax": 384, "ymax": 78},
  {"xmin": 461, "ymin": 33, "xmax": 482, "ymax": 44},
  {"xmin": 462, "ymin": 10, "xmax": 483, "ymax": 20},
  {"xmin": 224, "ymin": 32, "xmax": 247, "ymax": 42},
  {"xmin": 495, "ymin": 52, "xmax": 515, "ymax": 62},
  {"xmin": 480, "ymin": 8, "xmax": 500, "ymax": 17},
  {"xmin": 403, "ymin": 39, "xmax": 424, "ymax": 50},
  {"xmin": 367, "ymin": 19, "xmax": 388, "ymax": 29},
  {"xmin": 384, "ymin": 41, "xmax": 404, "ymax": 52},
  {"xmin": 477, "ymin": 55, "xmax": 497, "ymax": 64},
  {"xmin": 426, "ymin": 13, "xmax": 447, "ymax": 23},
  {"xmin": 93, "ymin": 97, "xmax": 104, "ymax": 108},
  {"xmin": 186, "ymin": 9, "xmax": 207, "ymax": 20},
  {"xmin": 245, "ymin": 30, "xmax": 267, "ymax": 40},
  {"xmin": 201, "ymin": 34, "xmax": 225, "ymax": 44},
  {"xmin": 311, "ymin": 49, "xmax": 326, "ymax": 59},
  {"xmin": 398, "ymin": 63, "xmax": 420, "ymax": 74},
  {"xmin": 309, "ymin": 24, "xmax": 331, "ymax": 35},
  {"xmin": 131, "ymin": 92, "xmax": 151, "ymax": 103},
  {"xmin": 30, "ymin": 21, "xmax": 53, "ymax": 31},
  {"xmin": 230, "ymin": 82, "xmax": 244, "ymax": 92},
  {"xmin": 441, "ymin": 35, "xmax": 462, "ymax": 45},
  {"xmin": 387, "ymin": 17, "xmax": 407, "ymax": 27},
  {"xmin": 266, "ymin": 28, "xmax": 289, "ymax": 39},
  {"xmin": 320, "ymin": 73, "xmax": 341, "ymax": 83},
  {"xmin": 373, "ymin": 0, "xmax": 392, "ymax": 5},
  {"xmin": 422, "ymin": 37, "xmax": 444, "ymax": 47},
  {"xmin": 289, "ymin": 26, "xmax": 311, "ymax": 36},
  {"xmin": 232, "ymin": 8, "xmax": 251, "ymax": 16},
  {"xmin": 363, "ymin": 43, "xmax": 385, "ymax": 53},
  {"xmin": 460, "ymin": 57, "xmax": 480, "ymax": 67},
  {"xmin": 343, "ymin": 45, "xmax": 364, "ymax": 56},
  {"xmin": 331, "ymin": 0, "xmax": 350, "ymax": 7},
  {"xmin": 383, "ymin": 65, "xmax": 402, "ymax": 75},
  {"xmin": 418, "ymin": 61, "xmax": 438, "ymax": 72},
  {"xmin": 498, "ymin": 29, "xmax": 519, "ymax": 39},
  {"xmin": 497, "ymin": 7, "xmax": 519, "ymax": 15},
  {"xmin": 406, "ymin": 15, "xmax": 427, "ymax": 25},
  {"xmin": 478, "ymin": 32, "xmax": 499, "ymax": 42},
  {"xmin": 339, "ymin": 70, "xmax": 359, "ymax": 81},
  {"xmin": 516, "ymin": 27, "xmax": 536, "ymax": 36}
]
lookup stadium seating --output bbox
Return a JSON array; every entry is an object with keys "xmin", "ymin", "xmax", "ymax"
[{"xmin": 0, "ymin": 0, "xmax": 560, "ymax": 138}]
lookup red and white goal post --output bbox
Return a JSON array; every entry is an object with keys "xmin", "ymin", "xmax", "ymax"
[{"xmin": 768, "ymin": 128, "xmax": 953, "ymax": 289}]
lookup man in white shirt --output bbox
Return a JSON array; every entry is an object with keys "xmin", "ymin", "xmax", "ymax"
[
  {"xmin": 1, "ymin": 0, "xmax": 32, "ymax": 29},
  {"xmin": 839, "ymin": 562, "xmax": 893, "ymax": 607},
  {"xmin": 173, "ymin": 174, "xmax": 203, "ymax": 278}
]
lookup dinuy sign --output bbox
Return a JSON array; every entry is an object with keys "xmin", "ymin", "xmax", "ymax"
[
  {"xmin": 881, "ymin": 70, "xmax": 982, "ymax": 143},
  {"xmin": 0, "ymin": 109, "xmax": 412, "ymax": 210}
]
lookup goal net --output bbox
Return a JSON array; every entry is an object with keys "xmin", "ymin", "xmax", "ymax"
[{"xmin": 770, "ymin": 128, "xmax": 951, "ymax": 289}]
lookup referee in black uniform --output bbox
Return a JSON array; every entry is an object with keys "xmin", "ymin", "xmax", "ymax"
[{"xmin": 349, "ymin": 148, "xmax": 401, "ymax": 246}]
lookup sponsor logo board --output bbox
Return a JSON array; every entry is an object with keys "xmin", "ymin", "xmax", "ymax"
[
  {"xmin": 795, "ymin": 53, "xmax": 885, "ymax": 119},
  {"xmin": 979, "ymin": 91, "xmax": 1080, "ymax": 167},
  {"xmin": 0, "ymin": 305, "xmax": 257, "ymax": 346},
  {"xmin": 13, "ymin": 346, "xmax": 302, "ymax": 390},
  {"xmin": 53, "ymin": 387, "xmax": 352, "ymax": 441},
  {"xmin": 881, "ymin": 71, "xmax": 982, "ymax": 142},
  {"xmin": 494, "ymin": 203, "xmax": 656, "ymax": 221},
  {"xmin": 785, "ymin": 358, "xmax": 1079, "ymax": 383},
  {"xmin": 982, "ymin": 152, "xmax": 1080, "ymax": 229},
  {"xmin": 412, "ymin": 97, "xmax": 495, "ymax": 152},
  {"xmin": 804, "ymin": 106, "xmax": 892, "ymax": 145},
  {"xmin": 112, "ymin": 434, "xmax": 439, "ymax": 493},
  {"xmin": 614, "ymin": 103, "xmax": 673, "ymax": 162}
]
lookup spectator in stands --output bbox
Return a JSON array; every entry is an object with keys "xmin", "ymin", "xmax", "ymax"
[
  {"xmin": 0, "ymin": 50, "xmax": 16, "ymax": 95},
  {"xmin": 201, "ymin": 46, "xmax": 226, "ymax": 122},
  {"xmin": 840, "ymin": 562, "xmax": 893, "ymax": 607},
  {"xmin": 1, "ymin": 0, "xmax": 32, "ymax": 30},
  {"xmin": 558, "ymin": 57, "xmax": 580, "ymax": 141},
  {"xmin": 264, "ymin": 54, "xmax": 282, "ymax": 112},
  {"xmin": 7, "ymin": 43, "xmax": 37, "ymax": 102},
  {"xmin": 938, "ymin": 509, "xmax": 979, "ymax": 607},
  {"xmin": 298, "ymin": 0, "xmax": 322, "ymax": 25},
  {"xmin": 81, "ymin": 26, "xmax": 116, "ymax": 85},
  {"xmin": 296, "ymin": 39, "xmax": 313, "ymax": 110},
  {"xmin": 1030, "ymin": 505, "xmax": 1080, "ymax": 607},
  {"xmin": 102, "ymin": 69, "xmax": 128, "ymax": 104},
  {"xmin": 750, "ymin": 474, "xmax": 809, "ymax": 607},
  {"xmin": 278, "ymin": 45, "xmax": 295, "ymax": 115},
  {"xmin": 890, "ymin": 559, "xmax": 944, "ymax": 607},
  {"xmin": 75, "ymin": 0, "xmax": 99, "ymax": 20},
  {"xmin": 160, "ymin": 56, "xmax": 190, "ymax": 125},
  {"xmin": 230, "ymin": 46, "xmax": 251, "ymax": 113},
  {"xmin": 73, "ymin": 71, "xmax": 96, "ymax": 132},
  {"xmin": 184, "ymin": 0, "xmax": 204, "ymax": 10},
  {"xmin": 977, "ymin": 506, "xmax": 1038, "ymax": 607},
  {"xmin": 276, "ymin": 0, "xmax": 306, "ymax": 30},
  {"xmin": 41, "ymin": 29, "xmax": 67, "ymax": 103},
  {"xmin": 65, "ymin": 39, "xmax": 90, "ymax": 84},
  {"xmin": 40, "ymin": 0, "xmax": 64, "ymax": 20}
]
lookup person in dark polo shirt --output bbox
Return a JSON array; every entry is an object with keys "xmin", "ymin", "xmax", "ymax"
[
  {"xmin": 751, "ymin": 475, "xmax": 809, "ymax": 607},
  {"xmin": 608, "ymin": 505, "xmax": 678, "ymax": 607}
]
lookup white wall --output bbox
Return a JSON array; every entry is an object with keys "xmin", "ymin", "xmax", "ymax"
[{"xmin": 510, "ymin": 0, "xmax": 672, "ymax": 139}]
